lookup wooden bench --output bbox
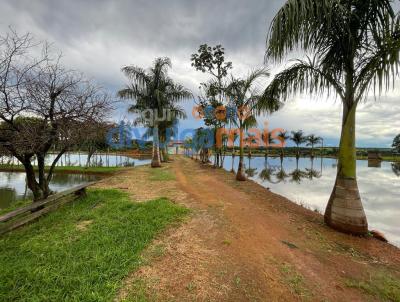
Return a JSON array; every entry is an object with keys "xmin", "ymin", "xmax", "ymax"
[{"xmin": 0, "ymin": 182, "xmax": 96, "ymax": 235}]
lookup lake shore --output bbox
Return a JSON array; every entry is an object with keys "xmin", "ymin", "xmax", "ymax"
[
  {"xmin": 92, "ymin": 155, "xmax": 400, "ymax": 301},
  {"xmin": 0, "ymin": 165, "xmax": 125, "ymax": 175},
  {"xmin": 214, "ymin": 152, "xmax": 400, "ymax": 162}
]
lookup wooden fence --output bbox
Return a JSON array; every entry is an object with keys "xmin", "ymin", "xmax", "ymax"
[{"xmin": 0, "ymin": 182, "xmax": 96, "ymax": 235}]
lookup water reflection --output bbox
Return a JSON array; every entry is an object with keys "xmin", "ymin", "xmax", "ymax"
[
  {"xmin": 0, "ymin": 154, "xmax": 151, "ymax": 209},
  {"xmin": 392, "ymin": 163, "xmax": 400, "ymax": 176},
  {"xmin": 219, "ymin": 156, "xmax": 400, "ymax": 247},
  {"xmin": 0, "ymin": 153, "xmax": 151, "ymax": 168},
  {"xmin": 0, "ymin": 172, "xmax": 100, "ymax": 209}
]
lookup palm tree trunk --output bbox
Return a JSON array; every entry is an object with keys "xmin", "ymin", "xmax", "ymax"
[
  {"xmin": 236, "ymin": 127, "xmax": 246, "ymax": 181},
  {"xmin": 151, "ymin": 125, "xmax": 161, "ymax": 168},
  {"xmin": 324, "ymin": 103, "xmax": 368, "ymax": 235}
]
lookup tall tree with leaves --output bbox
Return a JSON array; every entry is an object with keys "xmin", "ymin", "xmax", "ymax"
[
  {"xmin": 0, "ymin": 30, "xmax": 111, "ymax": 201},
  {"xmin": 119, "ymin": 57, "xmax": 191, "ymax": 168},
  {"xmin": 290, "ymin": 130, "xmax": 306, "ymax": 158},
  {"xmin": 277, "ymin": 131, "xmax": 290, "ymax": 158},
  {"xmin": 265, "ymin": 0, "xmax": 400, "ymax": 235},
  {"xmin": 143, "ymin": 105, "xmax": 186, "ymax": 162},
  {"xmin": 392, "ymin": 134, "xmax": 400, "ymax": 153},
  {"xmin": 191, "ymin": 44, "xmax": 232, "ymax": 167},
  {"xmin": 225, "ymin": 69, "xmax": 277, "ymax": 181},
  {"xmin": 307, "ymin": 134, "xmax": 322, "ymax": 158},
  {"xmin": 262, "ymin": 132, "xmax": 275, "ymax": 158}
]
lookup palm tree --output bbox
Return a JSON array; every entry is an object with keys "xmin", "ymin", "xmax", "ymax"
[
  {"xmin": 290, "ymin": 130, "xmax": 306, "ymax": 158},
  {"xmin": 184, "ymin": 137, "xmax": 193, "ymax": 158},
  {"xmin": 231, "ymin": 132, "xmax": 239, "ymax": 157},
  {"xmin": 392, "ymin": 134, "xmax": 400, "ymax": 153},
  {"xmin": 245, "ymin": 134, "xmax": 257, "ymax": 158},
  {"xmin": 262, "ymin": 132, "xmax": 275, "ymax": 158},
  {"xmin": 245, "ymin": 153, "xmax": 257, "ymax": 177},
  {"xmin": 275, "ymin": 157, "xmax": 289, "ymax": 183},
  {"xmin": 307, "ymin": 135, "xmax": 322, "ymax": 158},
  {"xmin": 265, "ymin": 0, "xmax": 400, "ymax": 235},
  {"xmin": 306, "ymin": 157, "xmax": 322, "ymax": 180},
  {"xmin": 259, "ymin": 158, "xmax": 275, "ymax": 182},
  {"xmin": 225, "ymin": 68, "xmax": 278, "ymax": 181},
  {"xmin": 118, "ymin": 57, "xmax": 191, "ymax": 168},
  {"xmin": 193, "ymin": 128, "xmax": 211, "ymax": 163},
  {"xmin": 290, "ymin": 168, "xmax": 307, "ymax": 184},
  {"xmin": 277, "ymin": 131, "xmax": 290, "ymax": 158},
  {"xmin": 230, "ymin": 132, "xmax": 239, "ymax": 173},
  {"xmin": 143, "ymin": 111, "xmax": 185, "ymax": 163}
]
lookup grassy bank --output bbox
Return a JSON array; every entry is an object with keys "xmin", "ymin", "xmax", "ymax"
[
  {"xmin": 0, "ymin": 199, "xmax": 31, "ymax": 216},
  {"xmin": 0, "ymin": 189, "xmax": 188, "ymax": 301},
  {"xmin": 0, "ymin": 164, "xmax": 127, "ymax": 175}
]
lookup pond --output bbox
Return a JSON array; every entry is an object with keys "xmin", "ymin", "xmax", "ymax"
[
  {"xmin": 0, "ymin": 153, "xmax": 151, "ymax": 168},
  {"xmin": 219, "ymin": 156, "xmax": 400, "ymax": 247},
  {"xmin": 0, "ymin": 172, "xmax": 100, "ymax": 209},
  {"xmin": 0, "ymin": 154, "xmax": 151, "ymax": 209}
]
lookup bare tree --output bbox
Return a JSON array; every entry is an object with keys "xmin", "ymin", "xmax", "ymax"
[
  {"xmin": 0, "ymin": 29, "xmax": 112, "ymax": 201},
  {"xmin": 81, "ymin": 122, "xmax": 112, "ymax": 167}
]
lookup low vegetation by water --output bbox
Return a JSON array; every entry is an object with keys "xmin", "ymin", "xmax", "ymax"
[
  {"xmin": 0, "ymin": 199, "xmax": 31, "ymax": 216},
  {"xmin": 0, "ymin": 189, "xmax": 188, "ymax": 301}
]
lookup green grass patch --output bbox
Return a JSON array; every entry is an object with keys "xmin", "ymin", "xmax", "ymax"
[
  {"xmin": 0, "ymin": 189, "xmax": 188, "ymax": 301},
  {"xmin": 280, "ymin": 263, "xmax": 311, "ymax": 299},
  {"xmin": 149, "ymin": 168, "xmax": 175, "ymax": 181},
  {"xmin": 0, "ymin": 198, "xmax": 31, "ymax": 216},
  {"xmin": 345, "ymin": 272, "xmax": 400, "ymax": 302},
  {"xmin": 0, "ymin": 164, "xmax": 124, "ymax": 174}
]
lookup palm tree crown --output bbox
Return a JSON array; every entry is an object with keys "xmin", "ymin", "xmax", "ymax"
[
  {"xmin": 266, "ymin": 1, "xmax": 400, "ymax": 103},
  {"xmin": 307, "ymin": 134, "xmax": 322, "ymax": 147},
  {"xmin": 224, "ymin": 68, "xmax": 278, "ymax": 181},
  {"xmin": 265, "ymin": 0, "xmax": 400, "ymax": 235},
  {"xmin": 290, "ymin": 130, "xmax": 306, "ymax": 147},
  {"xmin": 277, "ymin": 131, "xmax": 290, "ymax": 147},
  {"xmin": 118, "ymin": 57, "xmax": 191, "ymax": 167}
]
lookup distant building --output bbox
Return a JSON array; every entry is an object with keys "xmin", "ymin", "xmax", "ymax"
[
  {"xmin": 368, "ymin": 151, "xmax": 382, "ymax": 160},
  {"xmin": 168, "ymin": 140, "xmax": 185, "ymax": 154}
]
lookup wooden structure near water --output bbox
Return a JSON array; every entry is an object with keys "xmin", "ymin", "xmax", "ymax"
[{"xmin": 0, "ymin": 182, "xmax": 95, "ymax": 235}]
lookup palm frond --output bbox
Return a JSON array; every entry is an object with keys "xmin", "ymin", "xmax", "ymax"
[
  {"xmin": 264, "ymin": 57, "xmax": 344, "ymax": 102},
  {"xmin": 266, "ymin": 0, "xmax": 343, "ymax": 61}
]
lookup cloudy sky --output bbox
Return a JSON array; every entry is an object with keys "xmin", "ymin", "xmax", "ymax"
[{"xmin": 1, "ymin": 0, "xmax": 399, "ymax": 147}]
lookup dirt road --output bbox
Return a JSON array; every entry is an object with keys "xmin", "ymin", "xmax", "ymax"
[{"xmin": 98, "ymin": 156, "xmax": 400, "ymax": 301}]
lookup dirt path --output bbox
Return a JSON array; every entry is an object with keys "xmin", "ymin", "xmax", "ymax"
[{"xmin": 97, "ymin": 156, "xmax": 400, "ymax": 301}]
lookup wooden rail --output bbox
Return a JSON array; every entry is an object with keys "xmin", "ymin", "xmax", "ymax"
[{"xmin": 0, "ymin": 182, "xmax": 96, "ymax": 235}]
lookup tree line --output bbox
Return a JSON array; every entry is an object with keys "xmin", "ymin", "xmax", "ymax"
[
  {"xmin": 1, "ymin": 0, "xmax": 399, "ymax": 238},
  {"xmin": 123, "ymin": 0, "xmax": 400, "ymax": 236}
]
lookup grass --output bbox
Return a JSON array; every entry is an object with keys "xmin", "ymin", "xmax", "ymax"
[
  {"xmin": 0, "ymin": 164, "xmax": 125, "ymax": 174},
  {"xmin": 0, "ymin": 198, "xmax": 31, "ymax": 216},
  {"xmin": 149, "ymin": 168, "xmax": 175, "ymax": 181},
  {"xmin": 0, "ymin": 189, "xmax": 188, "ymax": 301},
  {"xmin": 280, "ymin": 263, "xmax": 311, "ymax": 299},
  {"xmin": 120, "ymin": 278, "xmax": 159, "ymax": 302},
  {"xmin": 345, "ymin": 272, "xmax": 400, "ymax": 302}
]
